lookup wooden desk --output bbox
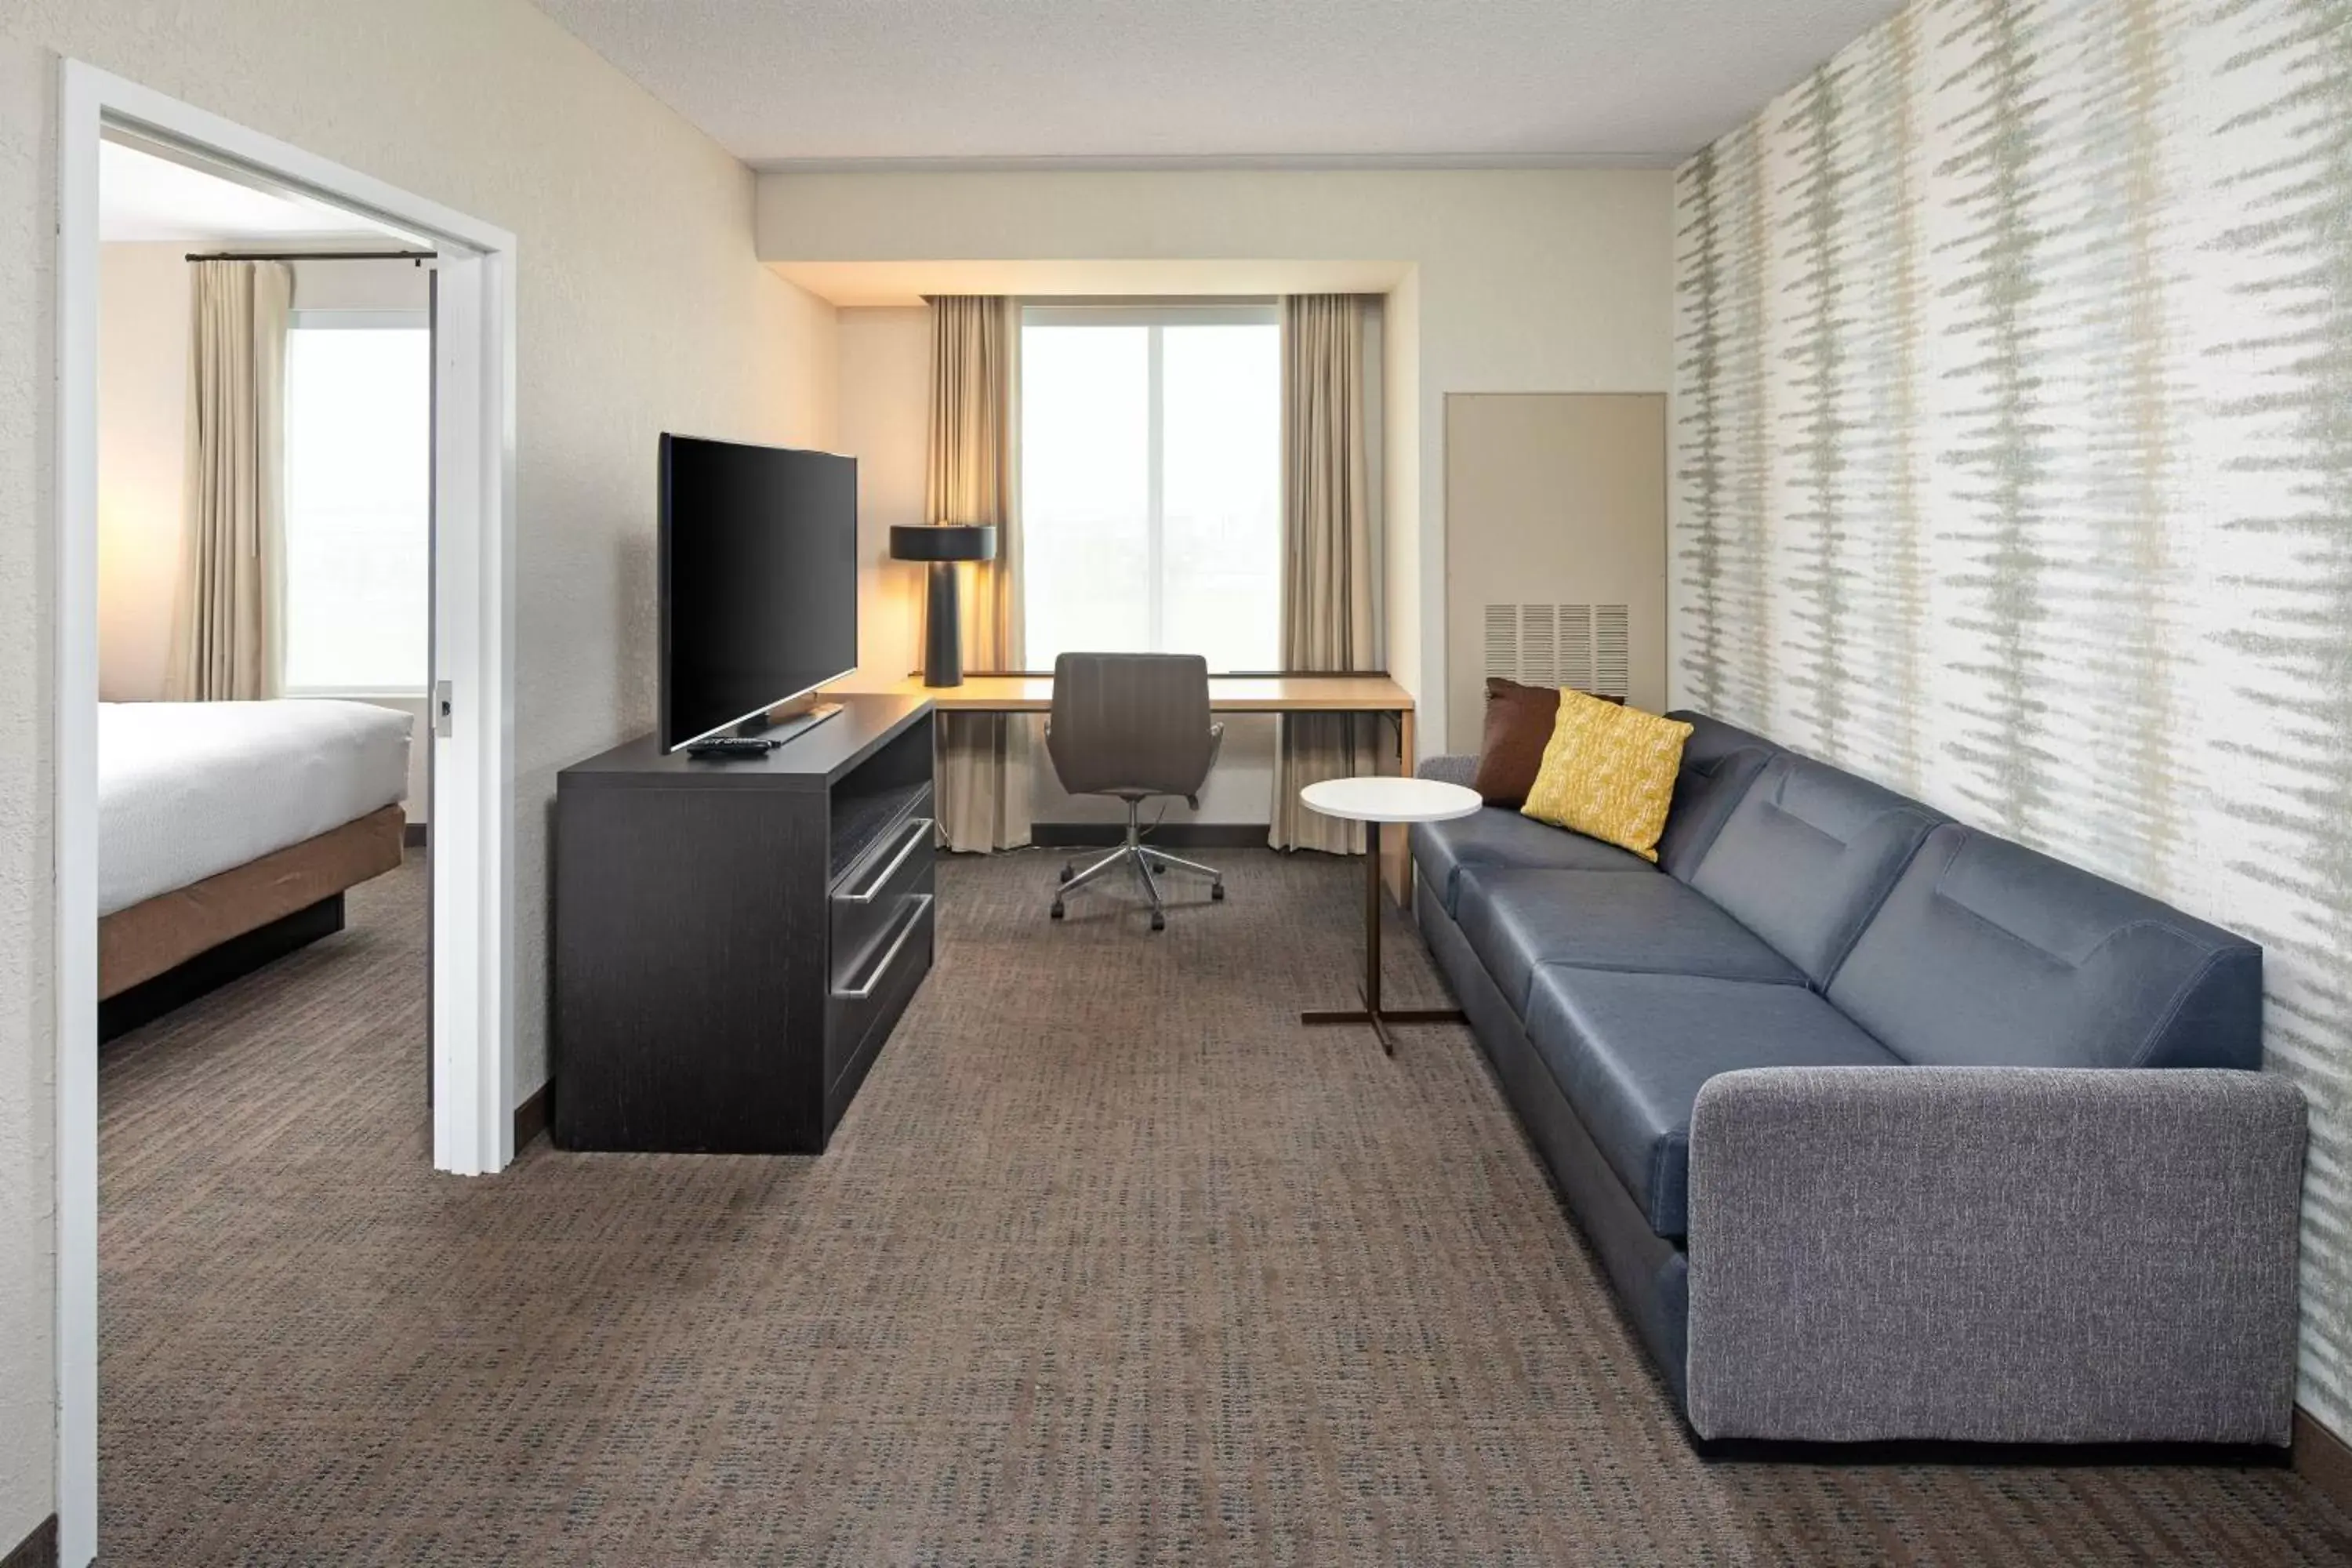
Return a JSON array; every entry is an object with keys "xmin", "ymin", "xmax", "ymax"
[{"xmin": 824, "ymin": 673, "xmax": 1422, "ymax": 899}]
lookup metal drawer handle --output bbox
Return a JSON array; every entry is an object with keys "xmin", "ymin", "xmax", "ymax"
[
  {"xmin": 839, "ymin": 817, "xmax": 932, "ymax": 904},
  {"xmin": 833, "ymin": 895, "xmax": 931, "ymax": 1000}
]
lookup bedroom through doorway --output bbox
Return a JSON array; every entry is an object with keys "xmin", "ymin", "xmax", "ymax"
[
  {"xmin": 93, "ymin": 131, "xmax": 437, "ymax": 1069},
  {"xmin": 56, "ymin": 68, "xmax": 519, "ymax": 1558},
  {"xmin": 87, "ymin": 135, "xmax": 454, "ymax": 1523}
]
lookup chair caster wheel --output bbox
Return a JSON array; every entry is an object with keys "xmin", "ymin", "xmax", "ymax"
[
  {"xmin": 1059, "ymin": 863, "xmax": 1073, "ymax": 884},
  {"xmin": 1150, "ymin": 911, "xmax": 1166, "ymax": 931},
  {"xmin": 1210, "ymin": 883, "xmax": 1225, "ymax": 901},
  {"xmin": 1149, "ymin": 860, "xmax": 1167, "ymax": 875},
  {"xmin": 1050, "ymin": 902, "xmax": 1065, "ymax": 920}
]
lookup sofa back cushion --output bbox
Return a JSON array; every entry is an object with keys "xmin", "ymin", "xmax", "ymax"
[
  {"xmin": 1658, "ymin": 741, "xmax": 1773, "ymax": 883},
  {"xmin": 1687, "ymin": 753, "xmax": 1942, "ymax": 985},
  {"xmin": 1825, "ymin": 825, "xmax": 2263, "ymax": 1070}
]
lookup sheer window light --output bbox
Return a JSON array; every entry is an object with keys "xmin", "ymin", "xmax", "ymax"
[
  {"xmin": 282, "ymin": 317, "xmax": 431, "ymax": 693},
  {"xmin": 1020, "ymin": 305, "xmax": 1280, "ymax": 673}
]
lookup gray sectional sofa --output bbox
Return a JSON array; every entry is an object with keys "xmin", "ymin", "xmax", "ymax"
[{"xmin": 1413, "ymin": 711, "xmax": 2307, "ymax": 1447}]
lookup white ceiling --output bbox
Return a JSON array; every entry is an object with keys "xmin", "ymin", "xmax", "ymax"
[
  {"xmin": 532, "ymin": 0, "xmax": 1899, "ymax": 168},
  {"xmin": 100, "ymin": 139, "xmax": 404, "ymax": 245}
]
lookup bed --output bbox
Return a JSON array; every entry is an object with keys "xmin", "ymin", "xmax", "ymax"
[{"xmin": 99, "ymin": 699, "xmax": 414, "ymax": 1036}]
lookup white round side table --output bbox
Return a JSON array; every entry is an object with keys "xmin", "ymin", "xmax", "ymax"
[{"xmin": 1298, "ymin": 775, "xmax": 1483, "ymax": 1056}]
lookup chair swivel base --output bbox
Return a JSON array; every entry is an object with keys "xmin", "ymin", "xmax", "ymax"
[{"xmin": 1049, "ymin": 804, "xmax": 1222, "ymax": 932}]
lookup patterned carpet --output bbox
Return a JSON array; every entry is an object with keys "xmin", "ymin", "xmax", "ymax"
[{"xmin": 99, "ymin": 848, "xmax": 2352, "ymax": 1564}]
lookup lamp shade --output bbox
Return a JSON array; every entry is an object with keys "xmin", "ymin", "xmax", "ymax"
[{"xmin": 890, "ymin": 523, "xmax": 997, "ymax": 564}]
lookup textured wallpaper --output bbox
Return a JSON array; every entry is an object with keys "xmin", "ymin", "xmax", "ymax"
[{"xmin": 1671, "ymin": 0, "xmax": 2352, "ymax": 1437}]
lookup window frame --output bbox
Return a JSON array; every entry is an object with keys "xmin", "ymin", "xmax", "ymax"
[
  {"xmin": 1018, "ymin": 299, "xmax": 1282, "ymax": 673},
  {"xmin": 281, "ymin": 307, "xmax": 434, "ymax": 697}
]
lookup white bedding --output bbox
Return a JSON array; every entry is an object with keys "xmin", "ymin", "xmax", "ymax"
[{"xmin": 99, "ymin": 699, "xmax": 414, "ymax": 916}]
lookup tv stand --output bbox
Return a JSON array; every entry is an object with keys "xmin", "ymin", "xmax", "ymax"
[
  {"xmin": 735, "ymin": 699, "xmax": 842, "ymax": 747},
  {"xmin": 553, "ymin": 694, "xmax": 935, "ymax": 1152}
]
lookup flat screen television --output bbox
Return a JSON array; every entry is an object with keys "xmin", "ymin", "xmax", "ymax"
[{"xmin": 659, "ymin": 434, "xmax": 858, "ymax": 752}]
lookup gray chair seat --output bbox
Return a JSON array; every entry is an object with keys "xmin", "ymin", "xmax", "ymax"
[
  {"xmin": 1452, "ymin": 867, "xmax": 1806, "ymax": 1018},
  {"xmin": 1411, "ymin": 808, "xmax": 1655, "ymax": 916},
  {"xmin": 1523, "ymin": 967, "xmax": 1903, "ymax": 1238}
]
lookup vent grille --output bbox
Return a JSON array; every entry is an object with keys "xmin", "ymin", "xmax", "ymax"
[
  {"xmin": 1559, "ymin": 604, "xmax": 1594, "ymax": 691},
  {"xmin": 1483, "ymin": 603, "xmax": 1632, "ymax": 699},
  {"xmin": 1595, "ymin": 604, "xmax": 1629, "ymax": 697}
]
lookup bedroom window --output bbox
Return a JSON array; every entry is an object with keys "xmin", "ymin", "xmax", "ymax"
[
  {"xmin": 1019, "ymin": 303, "xmax": 1281, "ymax": 673},
  {"xmin": 283, "ymin": 314, "xmax": 431, "ymax": 694}
]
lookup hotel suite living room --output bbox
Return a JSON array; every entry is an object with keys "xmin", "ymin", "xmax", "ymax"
[{"xmin": 9, "ymin": 1, "xmax": 2352, "ymax": 1563}]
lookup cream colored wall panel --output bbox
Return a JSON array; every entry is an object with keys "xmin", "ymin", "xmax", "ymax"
[
  {"xmin": 96, "ymin": 242, "xmax": 187, "ymax": 702},
  {"xmin": 836, "ymin": 306, "xmax": 928, "ymax": 681},
  {"xmin": 1445, "ymin": 394, "xmax": 1665, "ymax": 752}
]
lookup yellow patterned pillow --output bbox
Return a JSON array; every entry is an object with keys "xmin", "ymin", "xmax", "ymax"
[{"xmin": 1519, "ymin": 691, "xmax": 1693, "ymax": 862}]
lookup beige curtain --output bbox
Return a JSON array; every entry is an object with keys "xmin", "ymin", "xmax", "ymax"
[
  {"xmin": 1272, "ymin": 295, "xmax": 1381, "ymax": 853},
  {"xmin": 166, "ymin": 259, "xmax": 292, "ymax": 701},
  {"xmin": 925, "ymin": 296, "xmax": 1032, "ymax": 851}
]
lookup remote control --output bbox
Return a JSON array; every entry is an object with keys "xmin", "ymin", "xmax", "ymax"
[{"xmin": 684, "ymin": 736, "xmax": 782, "ymax": 760}]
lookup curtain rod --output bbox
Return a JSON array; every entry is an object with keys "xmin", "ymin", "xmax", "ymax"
[{"xmin": 184, "ymin": 249, "xmax": 434, "ymax": 263}]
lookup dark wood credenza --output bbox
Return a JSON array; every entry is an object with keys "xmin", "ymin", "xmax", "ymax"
[{"xmin": 551, "ymin": 695, "xmax": 935, "ymax": 1153}]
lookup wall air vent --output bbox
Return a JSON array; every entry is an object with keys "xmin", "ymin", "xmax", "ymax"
[{"xmin": 1483, "ymin": 603, "xmax": 1632, "ymax": 700}]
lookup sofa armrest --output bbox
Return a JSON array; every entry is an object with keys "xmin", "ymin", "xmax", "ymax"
[
  {"xmin": 1417, "ymin": 753, "xmax": 1478, "ymax": 789},
  {"xmin": 1686, "ymin": 1065, "xmax": 2304, "ymax": 1446}
]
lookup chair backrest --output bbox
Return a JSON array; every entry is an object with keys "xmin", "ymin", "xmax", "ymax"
[{"xmin": 1047, "ymin": 652, "xmax": 1218, "ymax": 800}]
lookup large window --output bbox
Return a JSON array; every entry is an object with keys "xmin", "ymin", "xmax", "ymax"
[
  {"xmin": 1020, "ymin": 304, "xmax": 1281, "ymax": 672},
  {"xmin": 283, "ymin": 314, "xmax": 431, "ymax": 693}
]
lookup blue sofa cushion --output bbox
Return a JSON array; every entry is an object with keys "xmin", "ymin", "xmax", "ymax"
[
  {"xmin": 1453, "ymin": 867, "xmax": 1806, "ymax": 1018},
  {"xmin": 1687, "ymin": 753, "xmax": 1943, "ymax": 985},
  {"xmin": 1657, "ymin": 742, "xmax": 1773, "ymax": 883},
  {"xmin": 1411, "ymin": 808, "xmax": 1655, "ymax": 916},
  {"xmin": 1523, "ymin": 967, "xmax": 1904, "ymax": 1238},
  {"xmin": 1826, "ymin": 824, "xmax": 2264, "ymax": 1070}
]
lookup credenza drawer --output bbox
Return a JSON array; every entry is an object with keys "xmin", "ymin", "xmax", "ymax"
[
  {"xmin": 827, "ymin": 891, "xmax": 932, "ymax": 1097},
  {"xmin": 829, "ymin": 815, "xmax": 933, "ymax": 989}
]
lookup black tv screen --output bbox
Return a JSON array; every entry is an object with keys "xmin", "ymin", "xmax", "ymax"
[{"xmin": 660, "ymin": 435, "xmax": 857, "ymax": 751}]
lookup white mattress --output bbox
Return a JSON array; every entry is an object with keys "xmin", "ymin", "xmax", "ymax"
[{"xmin": 99, "ymin": 699, "xmax": 414, "ymax": 916}]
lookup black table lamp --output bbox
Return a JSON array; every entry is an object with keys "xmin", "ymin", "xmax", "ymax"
[{"xmin": 890, "ymin": 522, "xmax": 997, "ymax": 688}]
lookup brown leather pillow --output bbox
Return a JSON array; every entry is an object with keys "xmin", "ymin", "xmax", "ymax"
[{"xmin": 1470, "ymin": 678, "xmax": 1622, "ymax": 807}]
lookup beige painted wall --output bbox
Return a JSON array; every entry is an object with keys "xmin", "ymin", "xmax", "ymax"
[
  {"xmin": 1381, "ymin": 267, "xmax": 1424, "ymax": 739},
  {"xmin": 1, "ymin": 0, "xmax": 838, "ymax": 1540},
  {"xmin": 1445, "ymin": 394, "xmax": 1668, "ymax": 750},
  {"xmin": 836, "ymin": 307, "xmax": 929, "ymax": 682},
  {"xmin": 757, "ymin": 167, "xmax": 1678, "ymax": 760},
  {"xmin": 96, "ymin": 242, "xmax": 185, "ymax": 704}
]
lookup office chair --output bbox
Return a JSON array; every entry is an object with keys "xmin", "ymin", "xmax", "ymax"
[{"xmin": 1045, "ymin": 652, "xmax": 1225, "ymax": 931}]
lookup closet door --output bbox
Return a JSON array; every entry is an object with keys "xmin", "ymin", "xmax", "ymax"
[{"xmin": 1444, "ymin": 394, "xmax": 1667, "ymax": 752}]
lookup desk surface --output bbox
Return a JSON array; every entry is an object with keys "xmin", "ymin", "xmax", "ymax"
[{"xmin": 825, "ymin": 673, "xmax": 1416, "ymax": 713}]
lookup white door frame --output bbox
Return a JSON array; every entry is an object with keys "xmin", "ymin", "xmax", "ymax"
[{"xmin": 53, "ymin": 60, "xmax": 517, "ymax": 1566}]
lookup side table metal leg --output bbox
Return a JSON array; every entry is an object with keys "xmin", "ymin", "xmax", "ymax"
[{"xmin": 1302, "ymin": 817, "xmax": 1462, "ymax": 1054}]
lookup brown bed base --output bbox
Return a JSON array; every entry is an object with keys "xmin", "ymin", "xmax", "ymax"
[{"xmin": 98, "ymin": 804, "xmax": 407, "ymax": 1040}]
